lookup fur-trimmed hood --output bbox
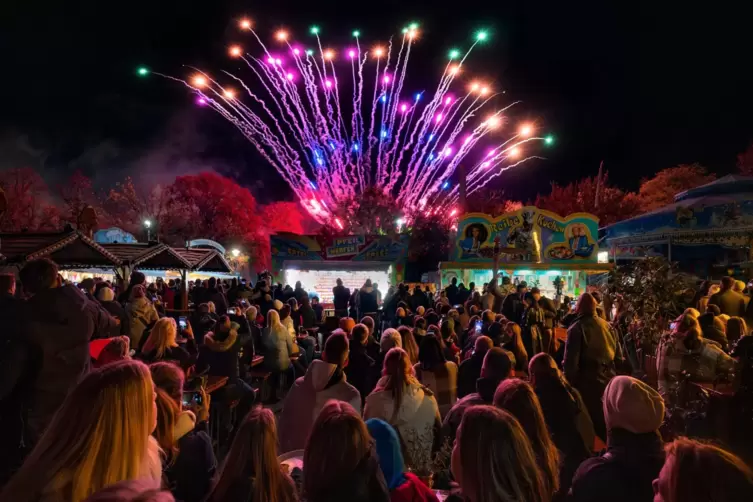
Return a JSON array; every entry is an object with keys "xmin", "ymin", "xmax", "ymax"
[{"xmin": 203, "ymin": 327, "xmax": 238, "ymax": 352}]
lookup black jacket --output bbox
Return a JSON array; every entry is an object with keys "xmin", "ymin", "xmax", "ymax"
[
  {"xmin": 502, "ymin": 293, "xmax": 524, "ymax": 322},
  {"xmin": 21, "ymin": 285, "xmax": 109, "ymax": 440},
  {"xmin": 99, "ymin": 300, "xmax": 130, "ymax": 337},
  {"xmin": 207, "ymin": 288, "xmax": 228, "ymax": 316},
  {"xmin": 141, "ymin": 339, "xmax": 198, "ymax": 371},
  {"xmin": 345, "ymin": 342, "xmax": 378, "ymax": 400},
  {"xmin": 165, "ymin": 425, "xmax": 216, "ymax": 502},
  {"xmin": 539, "ymin": 296, "xmax": 558, "ymax": 329},
  {"xmin": 333, "ymin": 285, "xmax": 351, "ymax": 311},
  {"xmin": 445, "ymin": 284, "xmax": 459, "ymax": 305},
  {"xmin": 358, "ymin": 288, "xmax": 379, "ymax": 315},
  {"xmin": 568, "ymin": 429, "xmax": 664, "ymax": 502},
  {"xmin": 456, "ymin": 352, "xmax": 484, "ymax": 399},
  {"xmin": 197, "ymin": 328, "xmax": 244, "ymax": 380}
]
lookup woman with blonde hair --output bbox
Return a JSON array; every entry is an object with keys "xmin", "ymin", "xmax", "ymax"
[
  {"xmin": 364, "ymin": 348, "xmax": 440, "ymax": 473},
  {"xmin": 493, "ymin": 378, "xmax": 560, "ymax": 500},
  {"xmin": 141, "ymin": 317, "xmax": 197, "ymax": 370},
  {"xmin": 450, "ymin": 405, "xmax": 549, "ymax": 502},
  {"xmin": 396, "ymin": 326, "xmax": 419, "ymax": 365},
  {"xmin": 305, "ymin": 400, "xmax": 389, "ymax": 502},
  {"xmin": 0, "ymin": 360, "xmax": 162, "ymax": 502},
  {"xmin": 207, "ymin": 408, "xmax": 297, "ymax": 502},
  {"xmin": 502, "ymin": 322, "xmax": 529, "ymax": 374}
]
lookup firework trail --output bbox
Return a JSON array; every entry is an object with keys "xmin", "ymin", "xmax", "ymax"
[{"xmin": 140, "ymin": 19, "xmax": 553, "ymax": 224}]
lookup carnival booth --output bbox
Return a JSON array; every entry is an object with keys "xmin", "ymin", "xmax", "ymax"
[
  {"xmin": 603, "ymin": 175, "xmax": 753, "ymax": 278},
  {"xmin": 441, "ymin": 207, "xmax": 611, "ymax": 300},
  {"xmin": 271, "ymin": 233, "xmax": 409, "ymax": 305}
]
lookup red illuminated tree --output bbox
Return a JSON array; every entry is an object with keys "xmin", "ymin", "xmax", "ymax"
[
  {"xmin": 57, "ymin": 170, "xmax": 100, "ymax": 224},
  {"xmin": 0, "ymin": 168, "xmax": 60, "ymax": 232},
  {"xmin": 102, "ymin": 177, "xmax": 169, "ymax": 238},
  {"xmin": 466, "ymin": 189, "xmax": 523, "ymax": 216},
  {"xmin": 260, "ymin": 201, "xmax": 306, "ymax": 235},
  {"xmin": 637, "ymin": 164, "xmax": 716, "ymax": 212}
]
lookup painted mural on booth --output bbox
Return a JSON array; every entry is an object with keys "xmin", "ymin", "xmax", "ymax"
[
  {"xmin": 271, "ymin": 233, "xmax": 409, "ymax": 262},
  {"xmin": 452, "ymin": 208, "xmax": 600, "ymax": 263}
]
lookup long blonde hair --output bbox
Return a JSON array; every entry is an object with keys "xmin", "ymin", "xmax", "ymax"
[
  {"xmin": 208, "ymin": 408, "xmax": 297, "ymax": 502},
  {"xmin": 376, "ymin": 348, "xmax": 418, "ymax": 422},
  {"xmin": 267, "ymin": 309, "xmax": 283, "ymax": 329},
  {"xmin": 0, "ymin": 360, "xmax": 161, "ymax": 502},
  {"xmin": 455, "ymin": 405, "xmax": 548, "ymax": 502},
  {"xmin": 142, "ymin": 317, "xmax": 178, "ymax": 358}
]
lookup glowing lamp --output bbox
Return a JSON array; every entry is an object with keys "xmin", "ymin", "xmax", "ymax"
[
  {"xmin": 276, "ymin": 30, "xmax": 288, "ymax": 41},
  {"xmin": 239, "ymin": 19, "xmax": 252, "ymax": 30},
  {"xmin": 223, "ymin": 89, "xmax": 235, "ymax": 99},
  {"xmin": 192, "ymin": 75, "xmax": 207, "ymax": 87},
  {"xmin": 231, "ymin": 248, "xmax": 240, "ymax": 257},
  {"xmin": 396, "ymin": 218, "xmax": 405, "ymax": 226},
  {"xmin": 143, "ymin": 219, "xmax": 152, "ymax": 228},
  {"xmin": 519, "ymin": 124, "xmax": 533, "ymax": 137},
  {"xmin": 229, "ymin": 46, "xmax": 242, "ymax": 57},
  {"xmin": 136, "ymin": 66, "xmax": 149, "ymax": 76}
]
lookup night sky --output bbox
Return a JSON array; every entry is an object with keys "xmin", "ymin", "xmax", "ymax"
[{"xmin": 2, "ymin": 1, "xmax": 752, "ymax": 203}]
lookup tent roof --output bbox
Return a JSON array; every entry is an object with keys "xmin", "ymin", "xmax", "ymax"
[
  {"xmin": 101, "ymin": 243, "xmax": 192, "ymax": 270},
  {"xmin": 174, "ymin": 248, "xmax": 232, "ymax": 273},
  {"xmin": 0, "ymin": 230, "xmax": 122, "ymax": 267}
]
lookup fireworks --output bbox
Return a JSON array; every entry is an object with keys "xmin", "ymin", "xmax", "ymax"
[{"xmin": 150, "ymin": 19, "xmax": 552, "ymax": 223}]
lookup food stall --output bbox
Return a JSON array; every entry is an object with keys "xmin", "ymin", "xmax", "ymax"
[
  {"xmin": 440, "ymin": 207, "xmax": 611, "ymax": 299},
  {"xmin": 270, "ymin": 233, "xmax": 409, "ymax": 304}
]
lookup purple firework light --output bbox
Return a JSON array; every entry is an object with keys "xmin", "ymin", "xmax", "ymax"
[{"xmin": 156, "ymin": 19, "xmax": 551, "ymax": 223}]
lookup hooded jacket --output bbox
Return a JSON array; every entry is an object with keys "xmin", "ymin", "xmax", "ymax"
[
  {"xmin": 197, "ymin": 325, "xmax": 242, "ymax": 379},
  {"xmin": 364, "ymin": 378, "xmax": 440, "ymax": 471},
  {"xmin": 126, "ymin": 297, "xmax": 159, "ymax": 348},
  {"xmin": 279, "ymin": 360, "xmax": 361, "ymax": 453},
  {"xmin": 164, "ymin": 410, "xmax": 216, "ymax": 502},
  {"xmin": 262, "ymin": 323, "xmax": 297, "ymax": 372},
  {"xmin": 22, "ymin": 285, "xmax": 104, "ymax": 440},
  {"xmin": 358, "ymin": 286, "xmax": 379, "ymax": 315}
]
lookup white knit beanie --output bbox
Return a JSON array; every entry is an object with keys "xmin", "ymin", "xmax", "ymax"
[{"xmin": 603, "ymin": 375, "xmax": 665, "ymax": 434}]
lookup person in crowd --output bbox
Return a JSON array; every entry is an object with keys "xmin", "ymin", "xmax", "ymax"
[
  {"xmin": 440, "ymin": 318, "xmax": 461, "ymax": 363},
  {"xmin": 528, "ymin": 354, "xmax": 593, "ymax": 499},
  {"xmin": 731, "ymin": 318, "xmax": 753, "ymax": 356},
  {"xmin": 206, "ymin": 277, "xmax": 228, "ymax": 316},
  {"xmin": 521, "ymin": 291, "xmax": 547, "ymax": 357},
  {"xmin": 127, "ymin": 284, "xmax": 160, "ymax": 350},
  {"xmin": 0, "ymin": 360, "xmax": 162, "ymax": 502},
  {"xmin": 340, "ymin": 316, "xmax": 357, "ymax": 336},
  {"xmin": 502, "ymin": 283, "xmax": 527, "ymax": 323},
  {"xmin": 198, "ymin": 315, "xmax": 257, "ymax": 421},
  {"xmin": 564, "ymin": 292, "xmax": 624, "ymax": 440},
  {"xmin": 682, "ymin": 307, "xmax": 701, "ymax": 319},
  {"xmin": 411, "ymin": 285, "xmax": 430, "ymax": 312},
  {"xmin": 280, "ymin": 332, "xmax": 361, "ymax": 452},
  {"xmin": 414, "ymin": 334, "xmax": 458, "ymax": 417},
  {"xmin": 709, "ymin": 276, "xmax": 746, "ymax": 317},
  {"xmin": 280, "ymin": 303, "xmax": 297, "ymax": 338},
  {"xmin": 692, "ymin": 280, "xmax": 711, "ymax": 311},
  {"xmin": 652, "ymin": 437, "xmax": 753, "ymax": 502},
  {"xmin": 378, "ymin": 328, "xmax": 403, "ymax": 369},
  {"xmin": 456, "ymin": 283, "xmax": 469, "ymax": 306},
  {"xmin": 442, "ymin": 348, "xmax": 513, "ymax": 443},
  {"xmin": 437, "ymin": 290, "xmax": 450, "ymax": 307},
  {"xmin": 261, "ymin": 309, "xmax": 298, "ymax": 402},
  {"xmin": 457, "ymin": 336, "xmax": 493, "ymax": 398},
  {"xmin": 15, "ymin": 259, "xmax": 115, "ymax": 446},
  {"xmin": 349, "ymin": 288, "xmax": 360, "ymax": 319},
  {"xmin": 299, "ymin": 294, "xmax": 317, "ymax": 328},
  {"xmin": 706, "ymin": 303, "xmax": 721, "ymax": 316},
  {"xmin": 719, "ymin": 313, "xmax": 731, "ymax": 328},
  {"xmin": 531, "ymin": 287, "xmax": 557, "ymax": 353},
  {"xmin": 150, "ymin": 362, "xmax": 215, "ymax": 502},
  {"xmin": 94, "ymin": 336, "xmax": 132, "ymax": 368},
  {"xmin": 449, "ymin": 405, "xmax": 549, "ymax": 502},
  {"xmin": 657, "ymin": 313, "xmax": 735, "ymax": 404},
  {"xmin": 493, "ymin": 379, "xmax": 560, "ymax": 500},
  {"xmin": 569, "ymin": 375, "xmax": 665, "ymax": 502},
  {"xmin": 502, "ymin": 322, "xmax": 530, "ymax": 374},
  {"xmin": 206, "ymin": 408, "xmax": 298, "ymax": 502},
  {"xmin": 414, "ymin": 316, "xmax": 428, "ymax": 346},
  {"xmin": 361, "ymin": 315, "xmax": 382, "ymax": 360},
  {"xmin": 97, "ymin": 286, "xmax": 130, "ymax": 337},
  {"xmin": 304, "ymin": 401, "xmax": 390, "ymax": 502},
  {"xmin": 397, "ymin": 326, "xmax": 420, "ymax": 366},
  {"xmin": 78, "ymin": 278, "xmax": 120, "ymax": 338},
  {"xmin": 292, "ymin": 280, "xmax": 306, "ymax": 303},
  {"xmin": 364, "ymin": 348, "xmax": 441, "ymax": 473},
  {"xmin": 83, "ymin": 479, "xmax": 175, "ymax": 502},
  {"xmin": 118, "ymin": 270, "xmax": 146, "ymax": 304},
  {"xmin": 162, "ymin": 279, "xmax": 176, "ymax": 310},
  {"xmin": 346, "ymin": 323, "xmax": 379, "ymax": 401},
  {"xmin": 366, "ymin": 418, "xmax": 440, "ymax": 502},
  {"xmin": 311, "ymin": 295, "xmax": 324, "ymax": 322},
  {"xmin": 697, "ymin": 312, "xmax": 729, "ymax": 352},
  {"xmin": 445, "ymin": 277, "xmax": 459, "ymax": 306},
  {"xmin": 140, "ymin": 317, "xmax": 197, "ymax": 370},
  {"xmin": 357, "ymin": 279, "xmax": 380, "ymax": 318}
]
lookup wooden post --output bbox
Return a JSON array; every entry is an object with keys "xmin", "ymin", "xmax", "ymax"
[{"xmin": 181, "ymin": 270, "xmax": 188, "ymax": 310}]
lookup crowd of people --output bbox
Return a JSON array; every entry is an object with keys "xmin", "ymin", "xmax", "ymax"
[{"xmin": 1, "ymin": 258, "xmax": 753, "ymax": 502}]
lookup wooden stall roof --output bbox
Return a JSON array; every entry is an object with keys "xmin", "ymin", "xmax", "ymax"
[
  {"xmin": 0, "ymin": 230, "xmax": 122, "ymax": 268},
  {"xmin": 102, "ymin": 243, "xmax": 192, "ymax": 270},
  {"xmin": 174, "ymin": 248, "xmax": 232, "ymax": 273}
]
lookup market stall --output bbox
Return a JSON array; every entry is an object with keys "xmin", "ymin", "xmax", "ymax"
[
  {"xmin": 271, "ymin": 233, "xmax": 409, "ymax": 304},
  {"xmin": 441, "ymin": 207, "xmax": 611, "ymax": 299}
]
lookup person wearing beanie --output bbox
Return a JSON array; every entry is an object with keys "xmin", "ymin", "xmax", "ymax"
[
  {"xmin": 442, "ymin": 347, "xmax": 513, "ymax": 442},
  {"xmin": 97, "ymin": 286, "xmax": 130, "ymax": 337},
  {"xmin": 568, "ymin": 375, "xmax": 666, "ymax": 502},
  {"xmin": 126, "ymin": 284, "xmax": 159, "ymax": 349}
]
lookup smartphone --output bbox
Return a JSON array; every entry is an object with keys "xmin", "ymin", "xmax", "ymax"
[
  {"xmin": 670, "ymin": 322, "xmax": 678, "ymax": 330},
  {"xmin": 228, "ymin": 307, "xmax": 237, "ymax": 315},
  {"xmin": 181, "ymin": 391, "xmax": 203, "ymax": 407},
  {"xmin": 475, "ymin": 320, "xmax": 483, "ymax": 332},
  {"xmin": 178, "ymin": 316, "xmax": 187, "ymax": 330}
]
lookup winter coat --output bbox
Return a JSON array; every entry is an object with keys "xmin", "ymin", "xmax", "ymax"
[
  {"xmin": 126, "ymin": 297, "xmax": 159, "ymax": 348},
  {"xmin": 333, "ymin": 285, "xmax": 351, "ymax": 312},
  {"xmin": 414, "ymin": 361, "xmax": 458, "ymax": 417},
  {"xmin": 364, "ymin": 378, "xmax": 440, "ymax": 470},
  {"xmin": 445, "ymin": 284, "xmax": 458, "ymax": 305},
  {"xmin": 141, "ymin": 339, "xmax": 198, "ymax": 371},
  {"xmin": 709, "ymin": 288, "xmax": 746, "ymax": 317},
  {"xmin": 539, "ymin": 296, "xmax": 558, "ymax": 329},
  {"xmin": 563, "ymin": 313, "xmax": 623, "ymax": 438},
  {"xmin": 345, "ymin": 341, "xmax": 379, "ymax": 400},
  {"xmin": 502, "ymin": 293, "xmax": 524, "ymax": 322},
  {"xmin": 299, "ymin": 304, "xmax": 317, "ymax": 328},
  {"xmin": 358, "ymin": 286, "xmax": 379, "ymax": 315},
  {"xmin": 197, "ymin": 327, "xmax": 243, "ymax": 380},
  {"xmin": 279, "ymin": 360, "xmax": 361, "ymax": 453},
  {"xmin": 568, "ymin": 429, "xmax": 664, "ymax": 502},
  {"xmin": 21, "ymin": 285, "xmax": 107, "ymax": 441},
  {"xmin": 456, "ymin": 352, "xmax": 484, "ymax": 399},
  {"xmin": 164, "ymin": 411, "xmax": 217, "ymax": 502},
  {"xmin": 262, "ymin": 323, "xmax": 297, "ymax": 372},
  {"xmin": 99, "ymin": 300, "xmax": 129, "ymax": 337}
]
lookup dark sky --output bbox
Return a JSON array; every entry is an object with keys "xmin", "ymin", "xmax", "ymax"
[{"xmin": 2, "ymin": 1, "xmax": 752, "ymax": 203}]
